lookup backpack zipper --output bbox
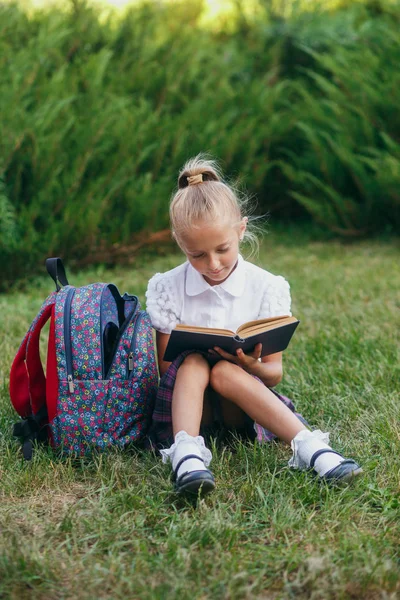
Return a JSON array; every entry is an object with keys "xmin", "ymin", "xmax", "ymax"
[
  {"xmin": 127, "ymin": 311, "xmax": 144, "ymax": 378},
  {"xmin": 63, "ymin": 287, "xmax": 76, "ymax": 393}
]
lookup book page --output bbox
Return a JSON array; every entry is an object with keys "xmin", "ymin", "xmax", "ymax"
[
  {"xmin": 237, "ymin": 315, "xmax": 297, "ymax": 335},
  {"xmin": 174, "ymin": 316, "xmax": 297, "ymax": 338},
  {"xmin": 175, "ymin": 324, "xmax": 235, "ymax": 336},
  {"xmin": 237, "ymin": 316, "xmax": 297, "ymax": 338}
]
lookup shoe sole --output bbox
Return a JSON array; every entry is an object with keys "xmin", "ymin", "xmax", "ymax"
[
  {"xmin": 337, "ymin": 466, "xmax": 363, "ymax": 482},
  {"xmin": 176, "ymin": 474, "xmax": 216, "ymax": 496},
  {"xmin": 324, "ymin": 465, "xmax": 364, "ymax": 484}
]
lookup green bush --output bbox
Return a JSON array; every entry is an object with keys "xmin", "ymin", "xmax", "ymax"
[
  {"xmin": 0, "ymin": 0, "xmax": 399, "ymax": 289},
  {"xmin": 264, "ymin": 11, "xmax": 400, "ymax": 235}
]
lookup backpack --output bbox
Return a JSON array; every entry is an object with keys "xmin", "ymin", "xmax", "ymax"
[{"xmin": 9, "ymin": 258, "xmax": 158, "ymax": 459}]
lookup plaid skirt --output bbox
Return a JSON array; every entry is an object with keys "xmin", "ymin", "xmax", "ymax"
[{"xmin": 148, "ymin": 351, "xmax": 308, "ymax": 449}]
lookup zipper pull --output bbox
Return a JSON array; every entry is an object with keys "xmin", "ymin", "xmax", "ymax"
[
  {"xmin": 128, "ymin": 352, "xmax": 134, "ymax": 372},
  {"xmin": 67, "ymin": 374, "xmax": 75, "ymax": 393}
]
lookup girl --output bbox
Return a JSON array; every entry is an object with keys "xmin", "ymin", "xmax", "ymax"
[{"xmin": 146, "ymin": 156, "xmax": 362, "ymax": 496}]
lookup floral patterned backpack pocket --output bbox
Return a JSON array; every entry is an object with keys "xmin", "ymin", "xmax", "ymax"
[{"xmin": 10, "ymin": 258, "xmax": 158, "ymax": 459}]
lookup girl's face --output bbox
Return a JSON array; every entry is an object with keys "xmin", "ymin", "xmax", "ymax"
[{"xmin": 179, "ymin": 218, "xmax": 246, "ymax": 286}]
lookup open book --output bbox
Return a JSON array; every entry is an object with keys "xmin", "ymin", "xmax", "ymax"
[{"xmin": 163, "ymin": 315, "xmax": 299, "ymax": 362}]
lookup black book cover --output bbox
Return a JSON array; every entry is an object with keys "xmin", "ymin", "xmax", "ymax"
[{"xmin": 164, "ymin": 320, "xmax": 299, "ymax": 362}]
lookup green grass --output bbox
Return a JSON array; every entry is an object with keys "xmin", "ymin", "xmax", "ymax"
[{"xmin": 1, "ymin": 231, "xmax": 400, "ymax": 599}]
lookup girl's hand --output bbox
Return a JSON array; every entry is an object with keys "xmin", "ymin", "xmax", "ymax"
[{"xmin": 210, "ymin": 343, "xmax": 263, "ymax": 374}]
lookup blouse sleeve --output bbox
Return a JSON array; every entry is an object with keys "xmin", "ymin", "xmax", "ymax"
[
  {"xmin": 258, "ymin": 275, "xmax": 292, "ymax": 318},
  {"xmin": 145, "ymin": 272, "xmax": 180, "ymax": 334}
]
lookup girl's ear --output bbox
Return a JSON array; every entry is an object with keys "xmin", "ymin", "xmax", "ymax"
[
  {"xmin": 172, "ymin": 230, "xmax": 182, "ymax": 246},
  {"xmin": 171, "ymin": 229, "xmax": 181, "ymax": 247},
  {"xmin": 172, "ymin": 230, "xmax": 186, "ymax": 253},
  {"xmin": 239, "ymin": 217, "xmax": 248, "ymax": 241}
]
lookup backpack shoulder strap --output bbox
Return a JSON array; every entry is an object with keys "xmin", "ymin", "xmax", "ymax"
[{"xmin": 9, "ymin": 295, "xmax": 55, "ymax": 417}]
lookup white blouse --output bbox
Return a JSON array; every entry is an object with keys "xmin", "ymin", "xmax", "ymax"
[{"xmin": 145, "ymin": 255, "xmax": 291, "ymax": 334}]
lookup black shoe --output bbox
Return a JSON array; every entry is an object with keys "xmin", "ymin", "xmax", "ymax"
[
  {"xmin": 172, "ymin": 454, "xmax": 216, "ymax": 496},
  {"xmin": 310, "ymin": 449, "xmax": 363, "ymax": 483}
]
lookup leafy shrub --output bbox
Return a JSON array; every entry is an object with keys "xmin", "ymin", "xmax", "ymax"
[
  {"xmin": 0, "ymin": 0, "xmax": 399, "ymax": 289},
  {"xmin": 263, "ymin": 10, "xmax": 400, "ymax": 235}
]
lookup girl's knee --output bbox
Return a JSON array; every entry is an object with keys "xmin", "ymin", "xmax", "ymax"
[
  {"xmin": 176, "ymin": 354, "xmax": 211, "ymax": 389},
  {"xmin": 182, "ymin": 352, "xmax": 210, "ymax": 372},
  {"xmin": 210, "ymin": 360, "xmax": 240, "ymax": 392}
]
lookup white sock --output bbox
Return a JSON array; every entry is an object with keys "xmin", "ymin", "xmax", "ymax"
[
  {"xmin": 160, "ymin": 431, "xmax": 212, "ymax": 480},
  {"xmin": 289, "ymin": 429, "xmax": 345, "ymax": 476}
]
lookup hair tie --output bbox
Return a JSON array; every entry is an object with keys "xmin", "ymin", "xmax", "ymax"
[{"xmin": 187, "ymin": 174, "xmax": 203, "ymax": 186}]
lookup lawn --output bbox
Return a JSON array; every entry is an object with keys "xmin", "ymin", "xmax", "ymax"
[{"xmin": 0, "ymin": 230, "xmax": 399, "ymax": 599}]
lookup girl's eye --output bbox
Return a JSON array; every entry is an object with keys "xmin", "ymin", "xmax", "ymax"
[
  {"xmin": 192, "ymin": 254, "xmax": 204, "ymax": 259},
  {"xmin": 218, "ymin": 247, "xmax": 229, "ymax": 253}
]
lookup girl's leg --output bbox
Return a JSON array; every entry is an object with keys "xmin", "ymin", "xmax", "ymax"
[
  {"xmin": 210, "ymin": 360, "xmax": 305, "ymax": 443},
  {"xmin": 210, "ymin": 361, "xmax": 362, "ymax": 481},
  {"xmin": 172, "ymin": 353, "xmax": 211, "ymax": 436},
  {"xmin": 161, "ymin": 353, "xmax": 215, "ymax": 495}
]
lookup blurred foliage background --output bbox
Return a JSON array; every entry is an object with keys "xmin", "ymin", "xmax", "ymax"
[{"xmin": 1, "ymin": 0, "xmax": 399, "ymax": 290}]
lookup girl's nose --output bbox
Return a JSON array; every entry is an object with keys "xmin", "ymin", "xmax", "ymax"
[{"xmin": 208, "ymin": 256, "xmax": 219, "ymax": 270}]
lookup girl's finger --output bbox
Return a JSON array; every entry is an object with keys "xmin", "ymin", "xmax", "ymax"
[
  {"xmin": 214, "ymin": 346, "xmax": 237, "ymax": 361},
  {"xmin": 236, "ymin": 349, "xmax": 249, "ymax": 363},
  {"xmin": 248, "ymin": 344, "xmax": 262, "ymax": 359}
]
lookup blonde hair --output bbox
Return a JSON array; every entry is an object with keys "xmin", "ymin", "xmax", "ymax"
[{"xmin": 170, "ymin": 155, "xmax": 261, "ymax": 254}]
